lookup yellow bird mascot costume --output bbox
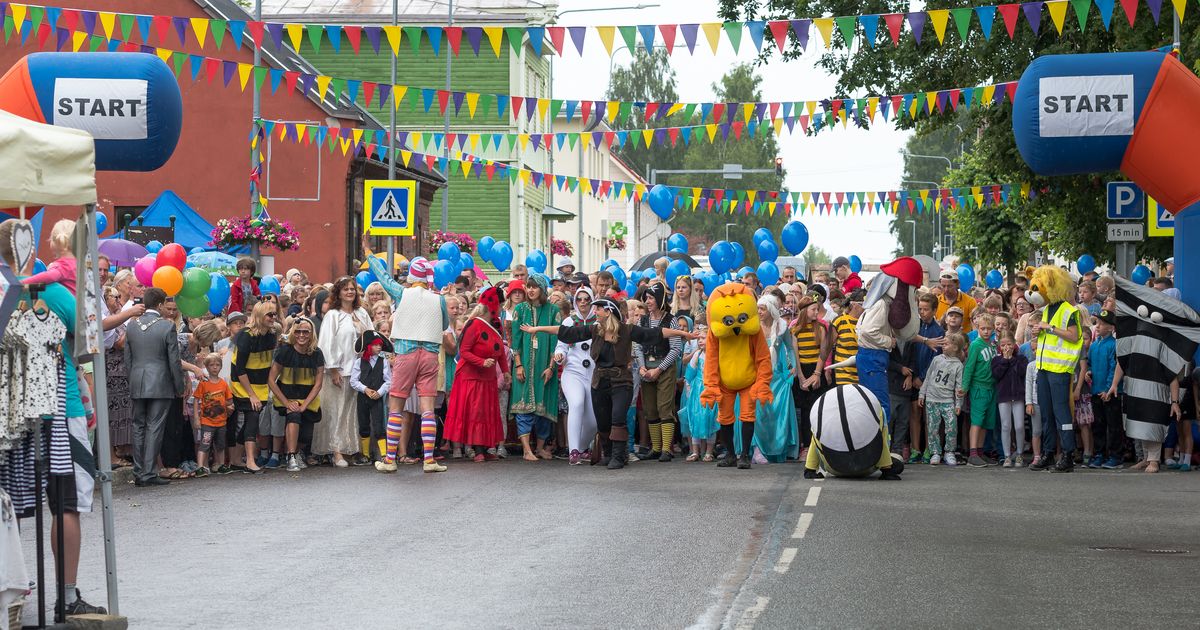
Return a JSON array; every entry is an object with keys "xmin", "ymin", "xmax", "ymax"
[{"xmin": 700, "ymin": 283, "xmax": 774, "ymax": 469}]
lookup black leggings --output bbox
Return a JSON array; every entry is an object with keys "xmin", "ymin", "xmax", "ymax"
[
  {"xmin": 592, "ymin": 378, "xmax": 633, "ymax": 441},
  {"xmin": 793, "ymin": 363, "xmax": 824, "ymax": 447}
]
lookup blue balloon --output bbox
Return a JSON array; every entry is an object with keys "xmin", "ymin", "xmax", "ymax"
[
  {"xmin": 185, "ymin": 261, "xmax": 195, "ymax": 269},
  {"xmin": 730, "ymin": 242, "xmax": 746, "ymax": 268},
  {"xmin": 1077, "ymin": 254, "xmax": 1097, "ymax": 275},
  {"xmin": 737, "ymin": 266, "xmax": 754, "ymax": 278},
  {"xmin": 207, "ymin": 274, "xmax": 230, "ymax": 313},
  {"xmin": 781, "ymin": 221, "xmax": 810, "ymax": 255},
  {"xmin": 525, "ymin": 249, "xmax": 548, "ymax": 274},
  {"xmin": 602, "ymin": 259, "xmax": 620, "ymax": 270},
  {"xmin": 491, "ymin": 241, "xmax": 514, "ymax": 272},
  {"xmin": 757, "ymin": 261, "xmax": 780, "ymax": 287},
  {"xmin": 477, "ymin": 236, "xmax": 496, "ymax": 262},
  {"xmin": 33, "ymin": 259, "xmax": 46, "ymax": 274},
  {"xmin": 1131, "ymin": 264, "xmax": 1152, "ymax": 285},
  {"xmin": 146, "ymin": 240, "xmax": 163, "ymax": 254},
  {"xmin": 849, "ymin": 255, "xmax": 863, "ymax": 274},
  {"xmin": 189, "ymin": 246, "xmax": 206, "ymax": 255},
  {"xmin": 259, "ymin": 276, "xmax": 280, "ymax": 296},
  {"xmin": 355, "ymin": 270, "xmax": 374, "ymax": 289},
  {"xmin": 623, "ymin": 280, "xmax": 636, "ymax": 295},
  {"xmin": 432, "ymin": 260, "xmax": 457, "ymax": 289},
  {"xmin": 752, "ymin": 228, "xmax": 773, "ymax": 247},
  {"xmin": 756, "ymin": 239, "xmax": 779, "ymax": 263},
  {"xmin": 609, "ymin": 266, "xmax": 627, "ymax": 288},
  {"xmin": 647, "ymin": 184, "xmax": 675, "ymax": 220},
  {"xmin": 709, "ymin": 241, "xmax": 734, "ymax": 274},
  {"xmin": 666, "ymin": 259, "xmax": 691, "ymax": 287},
  {"xmin": 459, "ymin": 251, "xmax": 475, "ymax": 273},
  {"xmin": 985, "ymin": 269, "xmax": 1004, "ymax": 289},
  {"xmin": 956, "ymin": 263, "xmax": 976, "ymax": 289},
  {"xmin": 667, "ymin": 233, "xmax": 688, "ymax": 254},
  {"xmin": 437, "ymin": 241, "xmax": 461, "ymax": 262},
  {"xmin": 698, "ymin": 273, "xmax": 718, "ymax": 297},
  {"xmin": 95, "ymin": 211, "xmax": 108, "ymax": 234}
]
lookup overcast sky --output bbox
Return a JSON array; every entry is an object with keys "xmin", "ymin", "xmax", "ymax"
[{"xmin": 552, "ymin": 0, "xmax": 910, "ymax": 264}]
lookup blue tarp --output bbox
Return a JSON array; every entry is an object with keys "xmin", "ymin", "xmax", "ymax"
[{"xmin": 106, "ymin": 190, "xmax": 248, "ymax": 254}]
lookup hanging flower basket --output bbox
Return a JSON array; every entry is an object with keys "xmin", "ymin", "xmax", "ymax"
[
  {"xmin": 211, "ymin": 216, "xmax": 300, "ymax": 252},
  {"xmin": 550, "ymin": 238, "xmax": 574, "ymax": 257},
  {"xmin": 605, "ymin": 236, "xmax": 626, "ymax": 251},
  {"xmin": 428, "ymin": 230, "xmax": 476, "ymax": 255}
]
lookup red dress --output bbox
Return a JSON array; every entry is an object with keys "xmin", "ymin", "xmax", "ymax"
[{"xmin": 445, "ymin": 317, "xmax": 510, "ymax": 446}]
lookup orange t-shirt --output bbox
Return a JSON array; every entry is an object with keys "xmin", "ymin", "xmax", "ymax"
[{"xmin": 194, "ymin": 379, "xmax": 232, "ymax": 428}]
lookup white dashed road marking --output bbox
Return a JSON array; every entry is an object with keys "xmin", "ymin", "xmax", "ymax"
[
  {"xmin": 735, "ymin": 596, "xmax": 771, "ymax": 630},
  {"xmin": 791, "ymin": 513, "xmax": 814, "ymax": 539},
  {"xmin": 774, "ymin": 547, "xmax": 798, "ymax": 574},
  {"xmin": 804, "ymin": 486, "xmax": 821, "ymax": 507}
]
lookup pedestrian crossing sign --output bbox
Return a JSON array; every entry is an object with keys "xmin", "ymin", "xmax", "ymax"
[
  {"xmin": 1147, "ymin": 197, "xmax": 1175, "ymax": 237},
  {"xmin": 364, "ymin": 180, "xmax": 417, "ymax": 236}
]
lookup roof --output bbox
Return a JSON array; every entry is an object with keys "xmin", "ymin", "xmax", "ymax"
[
  {"xmin": 609, "ymin": 152, "xmax": 647, "ymax": 186},
  {"xmin": 0, "ymin": 110, "xmax": 95, "ymax": 208},
  {"xmin": 108, "ymin": 190, "xmax": 249, "ymax": 253},
  {"xmin": 261, "ymin": 0, "xmax": 556, "ymax": 24}
]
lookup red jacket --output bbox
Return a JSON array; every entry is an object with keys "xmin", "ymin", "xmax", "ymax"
[
  {"xmin": 841, "ymin": 272, "xmax": 863, "ymax": 294},
  {"xmin": 229, "ymin": 277, "xmax": 260, "ymax": 314}
]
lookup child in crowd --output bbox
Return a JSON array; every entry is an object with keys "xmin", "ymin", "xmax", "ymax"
[
  {"xmin": 229, "ymin": 257, "xmax": 261, "ymax": 314},
  {"xmin": 1088, "ymin": 310, "xmax": 1122, "ymax": 469},
  {"xmin": 1094, "ymin": 275, "xmax": 1115, "ymax": 303},
  {"xmin": 680, "ymin": 326, "xmax": 717, "ymax": 462},
  {"xmin": 1025, "ymin": 337, "xmax": 1044, "ymax": 468},
  {"xmin": 1077, "ymin": 280, "xmax": 1101, "ymax": 317},
  {"xmin": 908, "ymin": 293, "xmax": 944, "ymax": 463},
  {"xmin": 959, "ymin": 313, "xmax": 998, "ymax": 467},
  {"xmin": 919, "ymin": 333, "xmax": 966, "ymax": 466},
  {"xmin": 1073, "ymin": 327, "xmax": 1096, "ymax": 465},
  {"xmin": 351, "ymin": 331, "xmax": 392, "ymax": 464},
  {"xmin": 831, "ymin": 290, "xmax": 863, "ymax": 386},
  {"xmin": 993, "ymin": 312, "xmax": 1012, "ymax": 341},
  {"xmin": 192, "ymin": 353, "xmax": 232, "ymax": 476},
  {"xmin": 943, "ymin": 306, "xmax": 965, "ymax": 337},
  {"xmin": 22, "ymin": 219, "xmax": 77, "ymax": 294},
  {"xmin": 991, "ymin": 332, "xmax": 1028, "ymax": 467}
]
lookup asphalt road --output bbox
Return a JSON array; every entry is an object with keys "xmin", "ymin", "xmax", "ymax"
[{"xmin": 18, "ymin": 459, "xmax": 1200, "ymax": 629}]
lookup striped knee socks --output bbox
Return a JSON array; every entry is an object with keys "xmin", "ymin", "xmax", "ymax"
[
  {"xmin": 385, "ymin": 412, "xmax": 403, "ymax": 463},
  {"xmin": 421, "ymin": 411, "xmax": 437, "ymax": 463},
  {"xmin": 661, "ymin": 421, "xmax": 675, "ymax": 454},
  {"xmin": 649, "ymin": 420, "xmax": 662, "ymax": 453}
]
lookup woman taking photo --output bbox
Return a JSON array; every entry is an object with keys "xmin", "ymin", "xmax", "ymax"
[
  {"xmin": 315, "ymin": 277, "xmax": 373, "ymax": 467},
  {"xmin": 268, "ymin": 317, "xmax": 325, "ymax": 472},
  {"xmin": 230, "ymin": 301, "xmax": 279, "ymax": 473},
  {"xmin": 509, "ymin": 275, "xmax": 561, "ymax": 461},
  {"xmin": 522, "ymin": 298, "xmax": 695, "ymax": 470}
]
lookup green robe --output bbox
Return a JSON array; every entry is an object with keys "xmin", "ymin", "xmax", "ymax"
[{"xmin": 509, "ymin": 301, "xmax": 561, "ymax": 419}]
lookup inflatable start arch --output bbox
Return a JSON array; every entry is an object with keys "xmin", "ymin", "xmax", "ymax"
[{"xmin": 1012, "ymin": 51, "xmax": 1200, "ymax": 311}]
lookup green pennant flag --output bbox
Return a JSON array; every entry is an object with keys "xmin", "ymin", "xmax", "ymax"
[
  {"xmin": 505, "ymin": 27, "xmax": 525, "ymax": 54},
  {"xmin": 629, "ymin": 129, "xmax": 642, "ymax": 148},
  {"xmin": 567, "ymin": 133, "xmax": 578, "ymax": 150},
  {"xmin": 3, "ymin": 16, "xmax": 13, "ymax": 42},
  {"xmin": 855, "ymin": 98, "xmax": 867, "ymax": 123},
  {"xmin": 617, "ymin": 101, "xmax": 633, "ymax": 126},
  {"xmin": 681, "ymin": 103, "xmax": 697, "ymax": 122},
  {"xmin": 449, "ymin": 160, "xmax": 461, "ymax": 176},
  {"xmin": 951, "ymin": 8, "xmax": 973, "ymax": 40},
  {"xmin": 171, "ymin": 51, "xmax": 187, "ymax": 76},
  {"xmin": 404, "ymin": 27, "xmax": 423, "ymax": 53},
  {"xmin": 825, "ymin": 110, "xmax": 834, "ymax": 127},
  {"xmin": 834, "ymin": 16, "xmax": 856, "ymax": 46},
  {"xmin": 791, "ymin": 192, "xmax": 800, "ymax": 205},
  {"xmin": 253, "ymin": 66, "xmax": 267, "ymax": 93},
  {"xmin": 690, "ymin": 126, "xmax": 703, "ymax": 144},
  {"xmin": 549, "ymin": 99, "xmax": 564, "ymax": 120},
  {"xmin": 915, "ymin": 92, "xmax": 927, "ymax": 116},
  {"xmin": 569, "ymin": 177, "xmax": 579, "ymax": 193},
  {"xmin": 329, "ymin": 78, "xmax": 345, "ymax": 99},
  {"xmin": 211, "ymin": 19, "xmax": 227, "ymax": 49},
  {"xmin": 506, "ymin": 133, "xmax": 517, "ymax": 152},
  {"xmin": 508, "ymin": 168, "xmax": 519, "ymax": 184},
  {"xmin": 28, "ymin": 6, "xmax": 43, "ymax": 32},
  {"xmin": 118, "ymin": 13, "xmax": 134, "ymax": 41},
  {"xmin": 1070, "ymin": 0, "xmax": 1091, "ymax": 30},
  {"xmin": 723, "ymin": 22, "xmax": 743, "ymax": 52},
  {"xmin": 305, "ymin": 24, "xmax": 323, "ymax": 52},
  {"xmin": 478, "ymin": 93, "xmax": 493, "ymax": 119},
  {"xmin": 618, "ymin": 25, "xmax": 638, "ymax": 54},
  {"xmin": 735, "ymin": 189, "xmax": 746, "ymax": 201},
  {"xmin": 88, "ymin": 35, "xmax": 103, "ymax": 52}
]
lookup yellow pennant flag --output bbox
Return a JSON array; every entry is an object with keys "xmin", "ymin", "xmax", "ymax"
[
  {"xmin": 155, "ymin": 48, "xmax": 172, "ymax": 64},
  {"xmin": 537, "ymin": 98, "xmax": 549, "ymax": 121},
  {"xmin": 813, "ymin": 18, "xmax": 834, "ymax": 48},
  {"xmin": 392, "ymin": 85, "xmax": 407, "ymax": 110},
  {"xmin": 579, "ymin": 131, "xmax": 591, "ymax": 149},
  {"xmin": 462, "ymin": 161, "xmax": 473, "ymax": 178},
  {"xmin": 410, "ymin": 132, "xmax": 421, "ymax": 147},
  {"xmin": 484, "ymin": 27, "xmax": 503, "ymax": 56},
  {"xmin": 607, "ymin": 100, "xmax": 620, "ymax": 123},
  {"xmin": 285, "ymin": 23, "xmax": 304, "ymax": 51},
  {"xmin": 972, "ymin": 186, "xmax": 984, "ymax": 206},
  {"xmin": 237, "ymin": 63, "xmax": 253, "ymax": 91},
  {"xmin": 666, "ymin": 103, "xmax": 685, "ymax": 116},
  {"xmin": 768, "ymin": 202, "xmax": 777, "ymax": 217},
  {"xmin": 705, "ymin": 124, "xmax": 718, "ymax": 142},
  {"xmin": 295, "ymin": 124, "xmax": 308, "ymax": 141},
  {"xmin": 401, "ymin": 150, "xmax": 413, "ymax": 167},
  {"xmin": 10, "ymin": 5, "xmax": 26, "ymax": 33},
  {"xmin": 841, "ymin": 107, "xmax": 849, "ymax": 128},
  {"xmin": 701, "ymin": 23, "xmax": 723, "ymax": 53},
  {"xmin": 747, "ymin": 191, "xmax": 757, "ymax": 205},
  {"xmin": 928, "ymin": 10, "xmax": 950, "ymax": 44},
  {"xmin": 981, "ymin": 84, "xmax": 996, "ymax": 105},
  {"xmin": 1047, "ymin": 1, "xmax": 1068, "ymax": 33},
  {"xmin": 641, "ymin": 129, "xmax": 654, "ymax": 146},
  {"xmin": 919, "ymin": 189, "xmax": 930, "ymax": 205},
  {"xmin": 190, "ymin": 17, "xmax": 209, "ymax": 47},
  {"xmin": 772, "ymin": 118, "xmax": 784, "ymax": 135},
  {"xmin": 581, "ymin": 178, "xmax": 593, "ymax": 194},
  {"xmin": 316, "ymin": 75, "xmax": 332, "ymax": 100},
  {"xmin": 383, "ymin": 26, "xmax": 402, "ymax": 55},
  {"xmin": 596, "ymin": 26, "xmax": 616, "ymax": 55},
  {"xmin": 519, "ymin": 169, "xmax": 532, "ymax": 185},
  {"xmin": 908, "ymin": 97, "xmax": 919, "ymax": 119},
  {"xmin": 518, "ymin": 134, "xmax": 529, "ymax": 151},
  {"xmin": 1172, "ymin": 0, "xmax": 1187, "ymax": 20},
  {"xmin": 924, "ymin": 91, "xmax": 938, "ymax": 115},
  {"xmin": 71, "ymin": 31, "xmax": 87, "ymax": 52},
  {"xmin": 465, "ymin": 92, "xmax": 480, "ymax": 118},
  {"xmin": 867, "ymin": 97, "xmax": 879, "ymax": 121},
  {"xmin": 805, "ymin": 101, "xmax": 817, "ymax": 117},
  {"xmin": 1020, "ymin": 182, "xmax": 1031, "ymax": 198},
  {"xmin": 742, "ymin": 102, "xmax": 755, "ymax": 123},
  {"xmin": 692, "ymin": 194, "xmax": 701, "ymax": 210},
  {"xmin": 352, "ymin": 128, "xmax": 364, "ymax": 145},
  {"xmin": 99, "ymin": 12, "xmax": 117, "ymax": 40},
  {"xmin": 339, "ymin": 138, "xmax": 352, "ymax": 156}
]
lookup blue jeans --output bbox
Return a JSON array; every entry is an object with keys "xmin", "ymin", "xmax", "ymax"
[
  {"xmin": 1036, "ymin": 370, "xmax": 1076, "ymax": 456},
  {"xmin": 857, "ymin": 348, "xmax": 891, "ymax": 423},
  {"xmin": 515, "ymin": 413, "xmax": 552, "ymax": 440}
]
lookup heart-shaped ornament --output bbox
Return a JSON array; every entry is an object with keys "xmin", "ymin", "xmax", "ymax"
[{"xmin": 10, "ymin": 221, "xmax": 34, "ymax": 274}]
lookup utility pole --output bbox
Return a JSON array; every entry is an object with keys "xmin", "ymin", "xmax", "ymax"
[
  {"xmin": 441, "ymin": 0, "xmax": 452, "ymax": 231},
  {"xmin": 249, "ymin": 0, "xmax": 262, "ymax": 264},
  {"xmin": 386, "ymin": 0, "xmax": 398, "ymax": 275}
]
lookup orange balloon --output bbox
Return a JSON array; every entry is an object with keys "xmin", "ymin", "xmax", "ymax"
[{"xmin": 152, "ymin": 265, "xmax": 184, "ymax": 297}]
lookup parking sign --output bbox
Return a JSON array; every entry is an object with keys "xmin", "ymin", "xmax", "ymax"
[{"xmin": 1106, "ymin": 182, "xmax": 1145, "ymax": 220}]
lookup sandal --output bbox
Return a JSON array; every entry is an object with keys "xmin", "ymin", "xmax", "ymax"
[
  {"xmin": 163, "ymin": 469, "xmax": 187, "ymax": 480},
  {"xmin": 702, "ymin": 453, "xmax": 715, "ymax": 462},
  {"xmin": 685, "ymin": 453, "xmax": 699, "ymax": 462},
  {"xmin": 399, "ymin": 456, "xmax": 421, "ymax": 465}
]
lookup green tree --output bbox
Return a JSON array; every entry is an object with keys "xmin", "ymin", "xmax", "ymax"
[
  {"xmin": 606, "ymin": 48, "xmax": 686, "ymax": 180},
  {"xmin": 719, "ymin": 0, "xmax": 1188, "ymax": 264},
  {"xmin": 804, "ymin": 245, "xmax": 832, "ymax": 266},
  {"xmin": 890, "ymin": 121, "xmax": 969, "ymax": 257}
]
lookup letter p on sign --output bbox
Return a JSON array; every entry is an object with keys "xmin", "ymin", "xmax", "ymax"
[{"xmin": 1107, "ymin": 181, "xmax": 1145, "ymax": 220}]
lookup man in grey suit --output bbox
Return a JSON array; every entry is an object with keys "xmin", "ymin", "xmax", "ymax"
[{"xmin": 124, "ymin": 287, "xmax": 186, "ymax": 487}]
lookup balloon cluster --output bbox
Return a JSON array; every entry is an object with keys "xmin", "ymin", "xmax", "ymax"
[
  {"xmin": 131, "ymin": 243, "xmax": 214, "ymax": 317},
  {"xmin": 751, "ymin": 228, "xmax": 780, "ymax": 286},
  {"xmin": 428, "ymin": 241, "xmax": 477, "ymax": 290},
  {"xmin": 477, "ymin": 236, "xmax": 515, "ymax": 273}
]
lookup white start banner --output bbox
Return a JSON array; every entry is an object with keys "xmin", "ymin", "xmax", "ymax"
[
  {"xmin": 1038, "ymin": 75, "xmax": 1134, "ymax": 138},
  {"xmin": 53, "ymin": 78, "xmax": 149, "ymax": 140}
]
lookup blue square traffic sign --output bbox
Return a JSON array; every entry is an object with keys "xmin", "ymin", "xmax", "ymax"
[
  {"xmin": 363, "ymin": 180, "xmax": 417, "ymax": 236},
  {"xmin": 1107, "ymin": 182, "xmax": 1145, "ymax": 220}
]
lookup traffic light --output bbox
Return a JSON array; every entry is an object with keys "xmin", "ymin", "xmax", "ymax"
[{"xmin": 774, "ymin": 156, "xmax": 783, "ymax": 176}]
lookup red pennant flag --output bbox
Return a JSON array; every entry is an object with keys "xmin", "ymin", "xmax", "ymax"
[
  {"xmin": 485, "ymin": 163, "xmax": 496, "ymax": 180},
  {"xmin": 344, "ymin": 26, "xmax": 361, "ymax": 53},
  {"xmin": 835, "ymin": 192, "xmax": 845, "ymax": 205},
  {"xmin": 1004, "ymin": 82, "xmax": 1017, "ymax": 103},
  {"xmin": 667, "ymin": 127, "xmax": 680, "ymax": 146},
  {"xmin": 284, "ymin": 71, "xmax": 300, "ymax": 93},
  {"xmin": 580, "ymin": 100, "xmax": 593, "ymax": 121},
  {"xmin": 998, "ymin": 4, "xmax": 1021, "ymax": 38},
  {"xmin": 445, "ymin": 26, "xmax": 463, "ymax": 55},
  {"xmin": 798, "ymin": 115, "xmax": 809, "ymax": 132},
  {"xmin": 247, "ymin": 21, "xmax": 264, "ymax": 48},
  {"xmin": 425, "ymin": 155, "xmax": 437, "ymax": 171},
  {"xmin": 949, "ymin": 89, "xmax": 961, "ymax": 110},
  {"xmin": 769, "ymin": 102, "xmax": 780, "ymax": 120},
  {"xmin": 711, "ymin": 103, "xmax": 726, "ymax": 124},
  {"xmin": 768, "ymin": 20, "xmax": 790, "ymax": 52},
  {"xmin": 714, "ymin": 190, "xmax": 725, "ymax": 202},
  {"xmin": 890, "ymin": 94, "xmax": 903, "ymax": 114},
  {"xmin": 598, "ymin": 180, "xmax": 612, "ymax": 197},
  {"xmin": 510, "ymin": 96, "xmax": 524, "ymax": 121},
  {"xmin": 436, "ymin": 90, "xmax": 450, "ymax": 115},
  {"xmin": 883, "ymin": 13, "xmax": 904, "ymax": 45},
  {"xmin": 830, "ymin": 99, "xmax": 843, "ymax": 117},
  {"xmin": 659, "ymin": 24, "xmax": 677, "ymax": 54},
  {"xmin": 602, "ymin": 131, "xmax": 615, "ymax": 149},
  {"xmin": 445, "ymin": 133, "xmax": 456, "ymax": 147},
  {"xmin": 204, "ymin": 57, "xmax": 221, "ymax": 83},
  {"xmin": 821, "ymin": 192, "xmax": 831, "ymax": 204},
  {"xmin": 548, "ymin": 26, "xmax": 565, "ymax": 55},
  {"xmin": 61, "ymin": 9, "xmax": 80, "ymax": 34},
  {"xmin": 363, "ymin": 81, "xmax": 376, "ymax": 107},
  {"xmin": 37, "ymin": 23, "xmax": 52, "ymax": 48},
  {"xmin": 1119, "ymin": 0, "xmax": 1138, "ymax": 25},
  {"xmin": 644, "ymin": 102, "xmax": 660, "ymax": 119},
  {"xmin": 731, "ymin": 121, "xmax": 745, "ymax": 139},
  {"xmin": 152, "ymin": 15, "xmax": 171, "ymax": 44}
]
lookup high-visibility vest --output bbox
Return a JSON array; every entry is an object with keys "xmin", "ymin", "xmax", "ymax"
[{"xmin": 1036, "ymin": 302, "xmax": 1083, "ymax": 373}]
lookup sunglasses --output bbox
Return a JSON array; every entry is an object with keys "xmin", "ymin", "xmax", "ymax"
[
  {"xmin": 293, "ymin": 329, "xmax": 312, "ymax": 335},
  {"xmin": 575, "ymin": 296, "xmax": 591, "ymax": 302}
]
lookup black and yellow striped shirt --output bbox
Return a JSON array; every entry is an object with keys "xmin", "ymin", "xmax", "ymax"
[
  {"xmin": 832, "ymin": 314, "xmax": 859, "ymax": 384},
  {"xmin": 231, "ymin": 331, "xmax": 277, "ymax": 401},
  {"xmin": 272, "ymin": 344, "xmax": 325, "ymax": 412},
  {"xmin": 794, "ymin": 324, "xmax": 821, "ymax": 367}
]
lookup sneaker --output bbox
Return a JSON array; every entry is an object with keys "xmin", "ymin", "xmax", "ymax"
[
  {"xmin": 1179, "ymin": 462, "xmax": 1193, "ymax": 472},
  {"xmin": 297, "ymin": 454, "xmax": 309, "ymax": 469},
  {"xmin": 568, "ymin": 450, "xmax": 582, "ymax": 466},
  {"xmin": 967, "ymin": 455, "xmax": 989, "ymax": 468},
  {"xmin": 627, "ymin": 451, "xmax": 641, "ymax": 463},
  {"xmin": 944, "ymin": 452, "xmax": 958, "ymax": 466},
  {"xmin": 464, "ymin": 448, "xmax": 476, "ymax": 459},
  {"xmin": 1002, "ymin": 457, "xmax": 1014, "ymax": 468},
  {"xmin": 985, "ymin": 454, "xmax": 999, "ymax": 466},
  {"xmin": 1101, "ymin": 456, "xmax": 1122, "ymax": 470},
  {"xmin": 255, "ymin": 454, "xmax": 269, "ymax": 468},
  {"xmin": 929, "ymin": 454, "xmax": 941, "ymax": 466},
  {"xmin": 375, "ymin": 460, "xmax": 397, "ymax": 473},
  {"xmin": 554, "ymin": 449, "xmax": 570, "ymax": 460},
  {"xmin": 265, "ymin": 454, "xmax": 281, "ymax": 469},
  {"xmin": 60, "ymin": 589, "xmax": 107, "ymax": 616},
  {"xmin": 473, "ymin": 453, "xmax": 486, "ymax": 463},
  {"xmin": 1014, "ymin": 455, "xmax": 1025, "ymax": 467},
  {"xmin": 215, "ymin": 464, "xmax": 233, "ymax": 475},
  {"xmin": 660, "ymin": 450, "xmax": 675, "ymax": 463},
  {"xmin": 907, "ymin": 451, "xmax": 923, "ymax": 464},
  {"xmin": 1088, "ymin": 454, "xmax": 1104, "ymax": 469},
  {"xmin": 423, "ymin": 460, "xmax": 447, "ymax": 473},
  {"xmin": 194, "ymin": 466, "xmax": 211, "ymax": 478},
  {"xmin": 286, "ymin": 455, "xmax": 301, "ymax": 472},
  {"xmin": 1165, "ymin": 457, "xmax": 1180, "ymax": 469},
  {"xmin": 1051, "ymin": 455, "xmax": 1074, "ymax": 473},
  {"xmin": 495, "ymin": 446, "xmax": 508, "ymax": 459},
  {"xmin": 451, "ymin": 449, "xmax": 463, "ymax": 459}
]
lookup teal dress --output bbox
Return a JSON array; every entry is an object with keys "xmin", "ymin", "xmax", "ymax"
[
  {"xmin": 680, "ymin": 353, "xmax": 718, "ymax": 440},
  {"xmin": 735, "ymin": 330, "xmax": 799, "ymax": 462}
]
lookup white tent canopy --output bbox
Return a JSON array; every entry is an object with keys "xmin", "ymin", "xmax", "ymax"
[{"xmin": 0, "ymin": 109, "xmax": 96, "ymax": 208}]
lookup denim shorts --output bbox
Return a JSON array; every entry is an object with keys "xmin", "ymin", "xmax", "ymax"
[{"xmin": 515, "ymin": 413, "xmax": 552, "ymax": 440}]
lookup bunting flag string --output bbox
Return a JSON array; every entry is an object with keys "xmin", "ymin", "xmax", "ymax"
[
  {"xmin": 0, "ymin": 16, "xmax": 1021, "ymax": 130},
  {"xmin": 258, "ymin": 117, "xmax": 1034, "ymax": 218},
  {"xmin": 0, "ymin": 0, "xmax": 1185, "ymax": 61}
]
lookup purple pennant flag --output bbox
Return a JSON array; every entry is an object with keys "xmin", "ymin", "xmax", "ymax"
[
  {"xmin": 790, "ymin": 20, "xmax": 810, "ymax": 50},
  {"xmin": 55, "ymin": 27, "xmax": 69, "ymax": 51},
  {"xmin": 906, "ymin": 12, "xmax": 926, "ymax": 44},
  {"xmin": 300, "ymin": 73, "xmax": 316, "ymax": 95},
  {"xmin": 653, "ymin": 128, "xmax": 669, "ymax": 146},
  {"xmin": 140, "ymin": 44, "xmax": 154, "ymax": 54},
  {"xmin": 567, "ymin": 26, "xmax": 586, "ymax": 55},
  {"xmin": 592, "ymin": 131, "xmax": 604, "ymax": 146},
  {"xmin": 994, "ymin": 83, "xmax": 1006, "ymax": 105},
  {"xmin": 784, "ymin": 116, "xmax": 796, "ymax": 133},
  {"xmin": 172, "ymin": 16, "xmax": 189, "ymax": 45},
  {"xmin": 1022, "ymin": 2, "xmax": 1043, "ymax": 35},
  {"xmin": 680, "ymin": 23, "xmax": 699, "ymax": 53},
  {"xmin": 465, "ymin": 27, "xmax": 483, "ymax": 55},
  {"xmin": 364, "ymin": 26, "xmax": 382, "ymax": 53},
  {"xmin": 266, "ymin": 22, "xmax": 285, "ymax": 50},
  {"xmin": 222, "ymin": 60, "xmax": 237, "ymax": 87},
  {"xmin": 81, "ymin": 10, "xmax": 97, "ymax": 35},
  {"xmin": 935, "ymin": 90, "xmax": 949, "ymax": 113},
  {"xmin": 725, "ymin": 103, "xmax": 736, "ymax": 125},
  {"xmin": 1145, "ymin": 0, "xmax": 1163, "ymax": 23},
  {"xmin": 720, "ymin": 124, "xmax": 732, "ymax": 141},
  {"xmin": 396, "ymin": 131, "xmax": 408, "ymax": 147},
  {"xmin": 656, "ymin": 102, "xmax": 672, "ymax": 121},
  {"xmin": 530, "ymin": 134, "xmax": 542, "ymax": 151},
  {"xmin": 525, "ymin": 100, "xmax": 537, "ymax": 121},
  {"xmin": 452, "ymin": 91, "xmax": 466, "ymax": 114},
  {"xmin": 753, "ymin": 102, "xmax": 768, "ymax": 122}
]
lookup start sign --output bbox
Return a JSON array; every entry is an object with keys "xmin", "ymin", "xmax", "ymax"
[
  {"xmin": 53, "ymin": 78, "xmax": 148, "ymax": 140},
  {"xmin": 363, "ymin": 180, "xmax": 417, "ymax": 237},
  {"xmin": 1038, "ymin": 75, "xmax": 1134, "ymax": 138}
]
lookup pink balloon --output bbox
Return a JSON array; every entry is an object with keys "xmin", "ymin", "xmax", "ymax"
[{"xmin": 134, "ymin": 256, "xmax": 156, "ymax": 286}]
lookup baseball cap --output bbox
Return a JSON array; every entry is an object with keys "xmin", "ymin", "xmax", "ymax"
[
  {"xmin": 1096, "ymin": 309, "xmax": 1116, "ymax": 325},
  {"xmin": 831, "ymin": 256, "xmax": 850, "ymax": 270},
  {"xmin": 939, "ymin": 270, "xmax": 957, "ymax": 281},
  {"xmin": 226, "ymin": 311, "xmax": 246, "ymax": 325},
  {"xmin": 945, "ymin": 306, "xmax": 964, "ymax": 317},
  {"xmin": 569, "ymin": 272, "xmax": 589, "ymax": 286}
]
